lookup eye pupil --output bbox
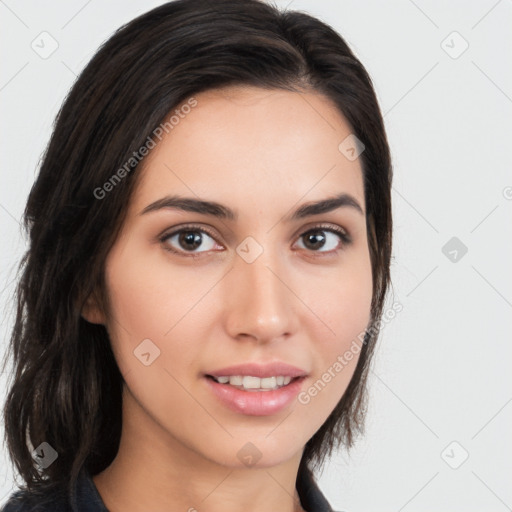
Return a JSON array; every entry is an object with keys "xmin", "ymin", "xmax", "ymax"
[
  {"xmin": 304, "ymin": 231, "xmax": 326, "ymax": 250},
  {"xmin": 179, "ymin": 231, "xmax": 202, "ymax": 250}
]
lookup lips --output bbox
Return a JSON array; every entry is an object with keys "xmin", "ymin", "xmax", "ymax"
[
  {"xmin": 203, "ymin": 361, "xmax": 309, "ymax": 415},
  {"xmin": 205, "ymin": 361, "xmax": 308, "ymax": 379}
]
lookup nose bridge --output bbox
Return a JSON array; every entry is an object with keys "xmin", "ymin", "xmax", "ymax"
[{"xmin": 225, "ymin": 239, "xmax": 295, "ymax": 341}]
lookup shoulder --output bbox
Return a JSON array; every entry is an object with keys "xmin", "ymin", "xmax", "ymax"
[
  {"xmin": 297, "ymin": 466, "xmax": 336, "ymax": 512},
  {"xmin": 0, "ymin": 488, "xmax": 69, "ymax": 512},
  {"xmin": 0, "ymin": 468, "xmax": 108, "ymax": 512}
]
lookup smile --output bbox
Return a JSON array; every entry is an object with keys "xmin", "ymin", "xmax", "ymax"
[
  {"xmin": 204, "ymin": 375, "xmax": 307, "ymax": 416},
  {"xmin": 209, "ymin": 375, "xmax": 294, "ymax": 391}
]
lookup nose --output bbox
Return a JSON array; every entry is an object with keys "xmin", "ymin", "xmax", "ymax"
[{"xmin": 223, "ymin": 249, "xmax": 298, "ymax": 345}]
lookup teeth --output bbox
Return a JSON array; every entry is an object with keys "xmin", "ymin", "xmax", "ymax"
[
  {"xmin": 228, "ymin": 375, "xmax": 243, "ymax": 385},
  {"xmin": 243, "ymin": 376, "xmax": 266, "ymax": 389},
  {"xmin": 260, "ymin": 376, "xmax": 277, "ymax": 388},
  {"xmin": 212, "ymin": 375, "xmax": 295, "ymax": 390}
]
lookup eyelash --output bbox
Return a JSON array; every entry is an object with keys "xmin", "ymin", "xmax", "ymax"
[{"xmin": 159, "ymin": 223, "xmax": 352, "ymax": 258}]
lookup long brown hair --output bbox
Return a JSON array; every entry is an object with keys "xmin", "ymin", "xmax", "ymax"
[{"xmin": 1, "ymin": 0, "xmax": 393, "ymax": 502}]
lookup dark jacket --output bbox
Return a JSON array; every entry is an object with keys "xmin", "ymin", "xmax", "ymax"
[{"xmin": 1, "ymin": 466, "xmax": 337, "ymax": 512}]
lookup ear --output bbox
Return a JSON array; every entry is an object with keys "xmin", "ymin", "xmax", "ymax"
[{"xmin": 81, "ymin": 290, "xmax": 106, "ymax": 325}]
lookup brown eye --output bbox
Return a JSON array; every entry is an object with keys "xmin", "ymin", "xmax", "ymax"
[
  {"xmin": 296, "ymin": 226, "xmax": 351, "ymax": 253},
  {"xmin": 161, "ymin": 227, "xmax": 219, "ymax": 255}
]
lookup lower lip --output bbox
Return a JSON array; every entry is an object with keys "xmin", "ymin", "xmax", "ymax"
[{"xmin": 204, "ymin": 376, "xmax": 306, "ymax": 416}]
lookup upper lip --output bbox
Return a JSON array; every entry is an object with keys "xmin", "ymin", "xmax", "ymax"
[{"xmin": 206, "ymin": 362, "xmax": 309, "ymax": 379}]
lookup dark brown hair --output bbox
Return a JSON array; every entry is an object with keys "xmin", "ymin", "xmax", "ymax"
[{"xmin": 1, "ymin": 0, "xmax": 392, "ymax": 502}]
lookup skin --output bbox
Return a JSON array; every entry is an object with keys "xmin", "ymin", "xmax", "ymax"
[{"xmin": 83, "ymin": 85, "xmax": 373, "ymax": 512}]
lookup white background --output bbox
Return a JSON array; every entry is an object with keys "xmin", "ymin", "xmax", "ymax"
[{"xmin": 1, "ymin": 1, "xmax": 511, "ymax": 511}]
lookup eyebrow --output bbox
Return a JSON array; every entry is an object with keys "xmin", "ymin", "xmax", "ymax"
[{"xmin": 139, "ymin": 192, "xmax": 364, "ymax": 221}]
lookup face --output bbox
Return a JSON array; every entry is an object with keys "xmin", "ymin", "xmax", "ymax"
[{"xmin": 86, "ymin": 85, "xmax": 373, "ymax": 469}]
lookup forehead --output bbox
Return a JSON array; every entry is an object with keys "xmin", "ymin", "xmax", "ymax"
[{"xmin": 132, "ymin": 85, "xmax": 365, "ymax": 215}]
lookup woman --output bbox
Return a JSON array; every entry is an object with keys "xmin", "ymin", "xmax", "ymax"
[{"xmin": 0, "ymin": 0, "xmax": 393, "ymax": 510}]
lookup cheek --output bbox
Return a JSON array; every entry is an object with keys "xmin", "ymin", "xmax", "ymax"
[
  {"xmin": 306, "ymin": 251, "xmax": 373, "ymax": 346},
  {"xmin": 102, "ymin": 243, "xmax": 209, "ymax": 377},
  {"xmin": 102, "ymin": 248, "xmax": 213, "ymax": 426},
  {"xmin": 104, "ymin": 240, "xmax": 221, "ymax": 340},
  {"xmin": 299, "ymin": 255, "xmax": 372, "ymax": 409}
]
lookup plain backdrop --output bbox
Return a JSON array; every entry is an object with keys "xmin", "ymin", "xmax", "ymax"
[{"xmin": 1, "ymin": 1, "xmax": 511, "ymax": 511}]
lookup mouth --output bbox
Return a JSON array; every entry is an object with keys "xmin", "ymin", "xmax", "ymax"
[{"xmin": 205, "ymin": 374, "xmax": 304, "ymax": 392}]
